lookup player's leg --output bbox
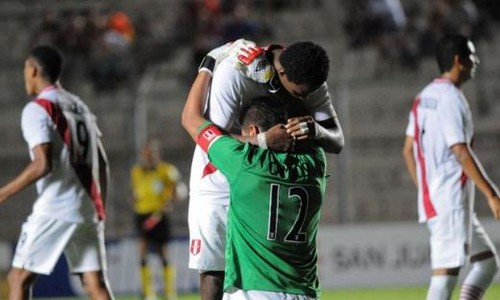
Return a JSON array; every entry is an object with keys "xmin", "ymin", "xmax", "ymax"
[
  {"xmin": 137, "ymin": 213, "xmax": 155, "ymax": 300},
  {"xmin": 10, "ymin": 215, "xmax": 78, "ymax": 300},
  {"xmin": 139, "ymin": 237, "xmax": 155, "ymax": 300},
  {"xmin": 7, "ymin": 268, "xmax": 37, "ymax": 300},
  {"xmin": 459, "ymin": 217, "xmax": 499, "ymax": 300},
  {"xmin": 154, "ymin": 215, "xmax": 177, "ymax": 300},
  {"xmin": 200, "ymin": 271, "xmax": 224, "ymax": 300},
  {"xmin": 78, "ymin": 270, "xmax": 114, "ymax": 300},
  {"xmin": 188, "ymin": 199, "xmax": 228, "ymax": 300},
  {"xmin": 65, "ymin": 221, "xmax": 114, "ymax": 300},
  {"xmin": 426, "ymin": 210, "xmax": 467, "ymax": 300},
  {"xmin": 427, "ymin": 268, "xmax": 459, "ymax": 300}
]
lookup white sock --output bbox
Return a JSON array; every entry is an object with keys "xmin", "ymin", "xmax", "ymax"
[
  {"xmin": 426, "ymin": 275, "xmax": 458, "ymax": 300},
  {"xmin": 460, "ymin": 257, "xmax": 499, "ymax": 300}
]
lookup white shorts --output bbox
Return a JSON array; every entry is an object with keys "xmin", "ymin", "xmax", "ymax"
[
  {"xmin": 427, "ymin": 209, "xmax": 496, "ymax": 269},
  {"xmin": 188, "ymin": 199, "xmax": 228, "ymax": 271},
  {"xmin": 223, "ymin": 289, "xmax": 316, "ymax": 300},
  {"xmin": 12, "ymin": 214, "xmax": 107, "ymax": 275}
]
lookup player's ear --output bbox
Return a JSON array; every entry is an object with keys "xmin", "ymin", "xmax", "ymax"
[
  {"xmin": 28, "ymin": 62, "xmax": 39, "ymax": 79},
  {"xmin": 454, "ymin": 55, "xmax": 463, "ymax": 69},
  {"xmin": 32, "ymin": 65, "xmax": 39, "ymax": 77},
  {"xmin": 248, "ymin": 124, "xmax": 259, "ymax": 136}
]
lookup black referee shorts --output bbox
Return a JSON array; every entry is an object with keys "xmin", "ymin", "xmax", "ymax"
[{"xmin": 135, "ymin": 212, "xmax": 171, "ymax": 245}]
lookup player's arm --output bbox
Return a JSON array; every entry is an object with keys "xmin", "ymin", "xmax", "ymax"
[
  {"xmin": 283, "ymin": 83, "xmax": 344, "ymax": 154},
  {"xmin": 0, "ymin": 143, "xmax": 52, "ymax": 203},
  {"xmin": 452, "ymin": 143, "xmax": 500, "ymax": 220},
  {"xmin": 437, "ymin": 94, "xmax": 500, "ymax": 219},
  {"xmin": 402, "ymin": 135, "xmax": 418, "ymax": 188},
  {"xmin": 182, "ymin": 71, "xmax": 212, "ymax": 140}
]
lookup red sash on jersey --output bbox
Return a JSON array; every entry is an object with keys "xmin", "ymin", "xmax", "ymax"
[
  {"xmin": 35, "ymin": 98, "xmax": 106, "ymax": 220},
  {"xmin": 412, "ymin": 97, "xmax": 437, "ymax": 220}
]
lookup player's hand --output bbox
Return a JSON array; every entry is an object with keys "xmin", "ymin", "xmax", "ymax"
[
  {"xmin": 235, "ymin": 42, "xmax": 263, "ymax": 65},
  {"xmin": 143, "ymin": 212, "xmax": 162, "ymax": 230},
  {"xmin": 487, "ymin": 195, "xmax": 500, "ymax": 220},
  {"xmin": 266, "ymin": 124, "xmax": 295, "ymax": 152},
  {"xmin": 0, "ymin": 188, "xmax": 8, "ymax": 204},
  {"xmin": 285, "ymin": 116, "xmax": 316, "ymax": 141}
]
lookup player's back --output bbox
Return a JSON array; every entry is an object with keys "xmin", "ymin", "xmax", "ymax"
[
  {"xmin": 213, "ymin": 139, "xmax": 327, "ymax": 297},
  {"xmin": 22, "ymin": 86, "xmax": 98, "ymax": 222},
  {"xmin": 411, "ymin": 78, "xmax": 473, "ymax": 221}
]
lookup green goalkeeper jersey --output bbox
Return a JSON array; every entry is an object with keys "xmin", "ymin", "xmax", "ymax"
[{"xmin": 197, "ymin": 122, "xmax": 327, "ymax": 298}]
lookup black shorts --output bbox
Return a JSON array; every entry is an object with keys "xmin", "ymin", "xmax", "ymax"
[{"xmin": 135, "ymin": 212, "xmax": 171, "ymax": 245}]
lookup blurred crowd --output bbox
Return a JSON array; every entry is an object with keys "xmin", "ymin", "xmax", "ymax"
[
  {"xmin": 28, "ymin": 0, "xmax": 283, "ymax": 92},
  {"xmin": 30, "ymin": 8, "xmax": 137, "ymax": 92},
  {"xmin": 28, "ymin": 0, "xmax": 500, "ymax": 89},
  {"xmin": 342, "ymin": 0, "xmax": 500, "ymax": 74}
]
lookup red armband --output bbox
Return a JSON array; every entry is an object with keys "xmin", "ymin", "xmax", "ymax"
[{"xmin": 197, "ymin": 124, "xmax": 223, "ymax": 153}]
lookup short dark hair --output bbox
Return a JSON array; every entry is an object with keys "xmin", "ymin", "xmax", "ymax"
[
  {"xmin": 279, "ymin": 41, "xmax": 329, "ymax": 90},
  {"xmin": 435, "ymin": 34, "xmax": 471, "ymax": 73},
  {"xmin": 29, "ymin": 45, "xmax": 63, "ymax": 83},
  {"xmin": 239, "ymin": 97, "xmax": 285, "ymax": 132}
]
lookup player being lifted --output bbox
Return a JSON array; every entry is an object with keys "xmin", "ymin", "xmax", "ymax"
[
  {"xmin": 187, "ymin": 39, "xmax": 343, "ymax": 299},
  {"xmin": 0, "ymin": 45, "xmax": 114, "ymax": 300}
]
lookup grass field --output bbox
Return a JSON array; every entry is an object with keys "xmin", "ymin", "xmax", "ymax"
[
  {"xmin": 54, "ymin": 284, "xmax": 500, "ymax": 299},
  {"xmin": 196, "ymin": 284, "xmax": 498, "ymax": 299}
]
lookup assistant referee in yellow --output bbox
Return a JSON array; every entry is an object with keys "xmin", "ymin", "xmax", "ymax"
[{"xmin": 131, "ymin": 140, "xmax": 182, "ymax": 300}]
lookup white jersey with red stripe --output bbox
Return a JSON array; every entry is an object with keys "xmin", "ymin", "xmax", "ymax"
[
  {"xmin": 21, "ymin": 85, "xmax": 107, "ymax": 223},
  {"xmin": 189, "ymin": 40, "xmax": 337, "ymax": 205},
  {"xmin": 405, "ymin": 78, "xmax": 474, "ymax": 223}
]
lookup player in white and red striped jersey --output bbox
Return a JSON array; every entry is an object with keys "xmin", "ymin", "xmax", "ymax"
[
  {"xmin": 403, "ymin": 34, "xmax": 500, "ymax": 300},
  {"xmin": 0, "ymin": 45, "xmax": 114, "ymax": 300},
  {"xmin": 188, "ymin": 39, "xmax": 344, "ymax": 299}
]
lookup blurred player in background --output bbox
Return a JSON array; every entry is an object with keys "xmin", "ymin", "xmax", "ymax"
[
  {"xmin": 188, "ymin": 39, "xmax": 344, "ymax": 299},
  {"xmin": 131, "ymin": 139, "xmax": 185, "ymax": 300},
  {"xmin": 0, "ymin": 45, "xmax": 114, "ymax": 299},
  {"xmin": 403, "ymin": 34, "xmax": 500, "ymax": 300},
  {"xmin": 183, "ymin": 70, "xmax": 327, "ymax": 299}
]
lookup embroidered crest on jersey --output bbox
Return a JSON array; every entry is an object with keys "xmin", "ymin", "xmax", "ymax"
[{"xmin": 190, "ymin": 239, "xmax": 202, "ymax": 255}]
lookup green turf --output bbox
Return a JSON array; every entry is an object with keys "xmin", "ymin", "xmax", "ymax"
[
  {"xmin": 173, "ymin": 284, "xmax": 498, "ymax": 299},
  {"xmin": 46, "ymin": 284, "xmax": 500, "ymax": 299}
]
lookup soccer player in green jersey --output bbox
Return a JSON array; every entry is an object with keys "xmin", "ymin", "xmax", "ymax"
[{"xmin": 182, "ymin": 71, "xmax": 327, "ymax": 299}]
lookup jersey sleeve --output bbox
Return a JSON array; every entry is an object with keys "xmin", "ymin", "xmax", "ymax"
[
  {"xmin": 438, "ymin": 94, "xmax": 466, "ymax": 147},
  {"xmin": 305, "ymin": 83, "xmax": 337, "ymax": 122},
  {"xmin": 207, "ymin": 60, "xmax": 245, "ymax": 130},
  {"xmin": 21, "ymin": 102, "xmax": 52, "ymax": 150},
  {"xmin": 405, "ymin": 111, "xmax": 415, "ymax": 137}
]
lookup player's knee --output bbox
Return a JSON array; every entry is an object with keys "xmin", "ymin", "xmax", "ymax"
[
  {"xmin": 7, "ymin": 269, "xmax": 36, "ymax": 289},
  {"xmin": 464, "ymin": 256, "xmax": 499, "ymax": 290},
  {"xmin": 200, "ymin": 271, "xmax": 224, "ymax": 287},
  {"xmin": 200, "ymin": 271, "xmax": 224, "ymax": 300},
  {"xmin": 427, "ymin": 275, "xmax": 458, "ymax": 300}
]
